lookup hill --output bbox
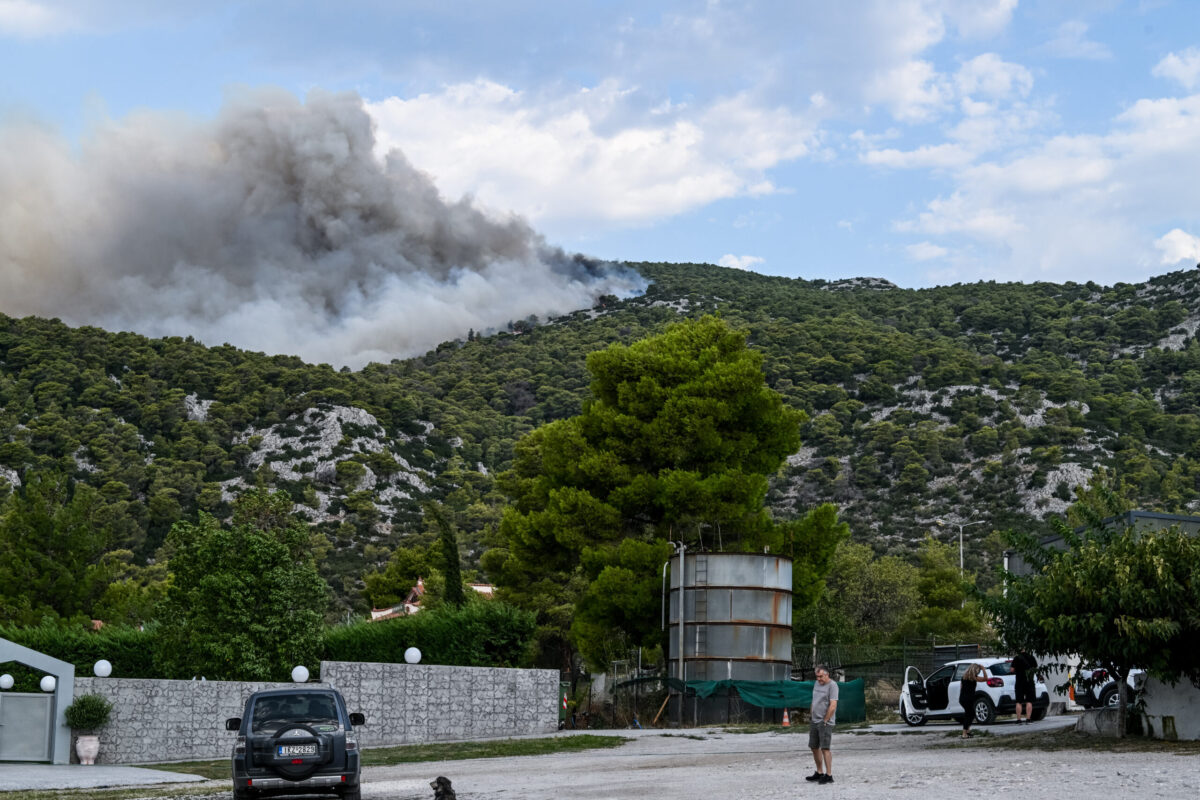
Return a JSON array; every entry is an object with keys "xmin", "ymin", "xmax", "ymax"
[{"xmin": 3, "ymin": 262, "xmax": 1200, "ymax": 616}]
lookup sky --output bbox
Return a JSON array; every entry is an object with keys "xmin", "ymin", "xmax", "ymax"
[{"xmin": 1, "ymin": 1, "xmax": 1200, "ymax": 360}]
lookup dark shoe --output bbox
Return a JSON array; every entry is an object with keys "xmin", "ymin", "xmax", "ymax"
[
  {"xmin": 805, "ymin": 771, "xmax": 824, "ymax": 782},
  {"xmin": 818, "ymin": 775, "xmax": 834, "ymax": 785}
]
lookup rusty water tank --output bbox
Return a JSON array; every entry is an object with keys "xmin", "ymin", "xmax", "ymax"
[{"xmin": 667, "ymin": 552, "xmax": 792, "ymax": 683}]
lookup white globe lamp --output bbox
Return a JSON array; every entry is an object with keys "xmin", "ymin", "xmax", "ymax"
[
  {"xmin": 0, "ymin": 674, "xmax": 13, "ymax": 690},
  {"xmin": 404, "ymin": 647, "xmax": 421, "ymax": 664},
  {"xmin": 94, "ymin": 659, "xmax": 113, "ymax": 678},
  {"xmin": 40, "ymin": 675, "xmax": 56, "ymax": 693},
  {"xmin": 291, "ymin": 665, "xmax": 310, "ymax": 683}
]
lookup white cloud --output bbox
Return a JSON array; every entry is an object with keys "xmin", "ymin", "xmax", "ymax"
[
  {"xmin": 1153, "ymin": 48, "xmax": 1200, "ymax": 91},
  {"xmin": 862, "ymin": 143, "xmax": 973, "ymax": 169},
  {"xmin": 0, "ymin": 0, "xmax": 72, "ymax": 36},
  {"xmin": 1155, "ymin": 229, "xmax": 1200, "ymax": 264},
  {"xmin": 955, "ymin": 53, "xmax": 1033, "ymax": 99},
  {"xmin": 367, "ymin": 81, "xmax": 817, "ymax": 232},
  {"xmin": 718, "ymin": 254, "xmax": 765, "ymax": 270},
  {"xmin": 894, "ymin": 90, "xmax": 1200, "ymax": 283},
  {"xmin": 940, "ymin": 0, "xmax": 1018, "ymax": 39},
  {"xmin": 866, "ymin": 59, "xmax": 952, "ymax": 122},
  {"xmin": 906, "ymin": 242, "xmax": 949, "ymax": 261},
  {"xmin": 1039, "ymin": 20, "xmax": 1111, "ymax": 61},
  {"xmin": 896, "ymin": 192, "xmax": 1023, "ymax": 240}
]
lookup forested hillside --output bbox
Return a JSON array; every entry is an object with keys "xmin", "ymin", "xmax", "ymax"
[{"xmin": 3, "ymin": 261, "xmax": 1200, "ymax": 620}]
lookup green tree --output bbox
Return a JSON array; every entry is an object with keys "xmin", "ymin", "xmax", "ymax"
[
  {"xmin": 487, "ymin": 316, "xmax": 840, "ymax": 669},
  {"xmin": 362, "ymin": 546, "xmax": 430, "ymax": 608},
  {"xmin": 427, "ymin": 504, "xmax": 466, "ymax": 608},
  {"xmin": 897, "ymin": 538, "xmax": 990, "ymax": 643},
  {"xmin": 155, "ymin": 490, "xmax": 329, "ymax": 680},
  {"xmin": 987, "ymin": 488, "xmax": 1200, "ymax": 736},
  {"xmin": 0, "ymin": 472, "xmax": 112, "ymax": 624},
  {"xmin": 794, "ymin": 540, "xmax": 920, "ymax": 645}
]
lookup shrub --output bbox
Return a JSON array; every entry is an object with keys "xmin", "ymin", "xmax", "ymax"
[
  {"xmin": 0, "ymin": 622, "xmax": 158, "ymax": 678},
  {"xmin": 323, "ymin": 602, "xmax": 536, "ymax": 667},
  {"xmin": 63, "ymin": 693, "xmax": 113, "ymax": 731}
]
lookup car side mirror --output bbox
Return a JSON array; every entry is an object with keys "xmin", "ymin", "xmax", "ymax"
[
  {"xmin": 349, "ymin": 712, "xmax": 365, "ymax": 727},
  {"xmin": 225, "ymin": 717, "xmax": 242, "ymax": 731}
]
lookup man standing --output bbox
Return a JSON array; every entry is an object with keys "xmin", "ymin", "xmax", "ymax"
[
  {"xmin": 805, "ymin": 665, "xmax": 839, "ymax": 785},
  {"xmin": 1013, "ymin": 651, "xmax": 1037, "ymax": 724}
]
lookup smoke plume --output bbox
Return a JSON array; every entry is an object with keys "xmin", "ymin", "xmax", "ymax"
[{"xmin": 0, "ymin": 88, "xmax": 644, "ymax": 367}]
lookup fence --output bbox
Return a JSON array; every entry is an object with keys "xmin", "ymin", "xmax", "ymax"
[
  {"xmin": 792, "ymin": 640, "xmax": 1002, "ymax": 683},
  {"xmin": 73, "ymin": 660, "xmax": 559, "ymax": 764}
]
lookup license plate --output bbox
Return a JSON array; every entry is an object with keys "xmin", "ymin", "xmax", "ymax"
[{"xmin": 277, "ymin": 744, "xmax": 317, "ymax": 757}]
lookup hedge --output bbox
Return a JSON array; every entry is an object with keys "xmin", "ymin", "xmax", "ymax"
[
  {"xmin": 0, "ymin": 622, "xmax": 159, "ymax": 678},
  {"xmin": 1, "ymin": 601, "xmax": 537, "ymax": 682},
  {"xmin": 322, "ymin": 601, "xmax": 537, "ymax": 668}
]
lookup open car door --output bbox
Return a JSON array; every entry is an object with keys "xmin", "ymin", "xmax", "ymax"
[{"xmin": 901, "ymin": 665, "xmax": 928, "ymax": 726}]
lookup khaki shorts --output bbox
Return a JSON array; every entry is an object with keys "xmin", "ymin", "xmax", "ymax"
[{"xmin": 808, "ymin": 721, "xmax": 833, "ymax": 750}]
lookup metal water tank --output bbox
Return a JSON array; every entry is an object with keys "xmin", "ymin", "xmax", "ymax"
[{"xmin": 667, "ymin": 552, "xmax": 793, "ymax": 684}]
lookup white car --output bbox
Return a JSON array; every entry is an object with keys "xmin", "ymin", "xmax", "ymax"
[
  {"xmin": 899, "ymin": 657, "xmax": 1050, "ymax": 726},
  {"xmin": 1071, "ymin": 665, "xmax": 1144, "ymax": 709}
]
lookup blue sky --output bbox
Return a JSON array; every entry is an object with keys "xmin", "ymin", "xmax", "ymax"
[{"xmin": 2, "ymin": 0, "xmax": 1200, "ymax": 291}]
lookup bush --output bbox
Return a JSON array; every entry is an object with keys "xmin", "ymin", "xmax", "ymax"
[
  {"xmin": 0, "ymin": 622, "xmax": 158, "ymax": 678},
  {"xmin": 323, "ymin": 602, "xmax": 536, "ymax": 667},
  {"xmin": 63, "ymin": 693, "xmax": 113, "ymax": 731}
]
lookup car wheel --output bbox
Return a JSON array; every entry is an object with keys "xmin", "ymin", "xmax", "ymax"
[
  {"xmin": 1030, "ymin": 707, "xmax": 1047, "ymax": 722},
  {"xmin": 1099, "ymin": 685, "xmax": 1120, "ymax": 708},
  {"xmin": 338, "ymin": 786, "xmax": 362, "ymax": 800},
  {"xmin": 901, "ymin": 701, "xmax": 926, "ymax": 727},
  {"xmin": 232, "ymin": 784, "xmax": 250, "ymax": 800},
  {"xmin": 973, "ymin": 695, "xmax": 996, "ymax": 725}
]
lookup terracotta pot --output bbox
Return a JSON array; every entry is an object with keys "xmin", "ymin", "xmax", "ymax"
[{"xmin": 75, "ymin": 735, "xmax": 100, "ymax": 765}]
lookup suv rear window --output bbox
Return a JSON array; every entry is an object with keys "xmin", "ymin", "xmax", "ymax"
[{"xmin": 251, "ymin": 694, "xmax": 341, "ymax": 735}]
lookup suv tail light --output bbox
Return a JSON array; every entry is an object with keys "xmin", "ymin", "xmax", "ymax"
[
  {"xmin": 234, "ymin": 736, "xmax": 246, "ymax": 755},
  {"xmin": 344, "ymin": 732, "xmax": 358, "ymax": 752},
  {"xmin": 986, "ymin": 678, "xmax": 1004, "ymax": 687}
]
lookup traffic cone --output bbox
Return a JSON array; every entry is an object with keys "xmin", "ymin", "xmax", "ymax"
[{"xmin": 782, "ymin": 708, "xmax": 791, "ymax": 727}]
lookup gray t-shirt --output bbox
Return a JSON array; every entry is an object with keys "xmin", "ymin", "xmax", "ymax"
[{"xmin": 811, "ymin": 679, "xmax": 839, "ymax": 724}]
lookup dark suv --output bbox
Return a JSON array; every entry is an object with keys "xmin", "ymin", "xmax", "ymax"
[{"xmin": 226, "ymin": 687, "xmax": 365, "ymax": 800}]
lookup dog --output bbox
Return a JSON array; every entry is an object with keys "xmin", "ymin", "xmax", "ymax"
[{"xmin": 430, "ymin": 776, "xmax": 456, "ymax": 800}]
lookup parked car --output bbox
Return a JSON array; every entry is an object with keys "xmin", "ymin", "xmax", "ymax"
[
  {"xmin": 227, "ymin": 687, "xmax": 365, "ymax": 800},
  {"xmin": 899, "ymin": 657, "xmax": 1050, "ymax": 726},
  {"xmin": 1070, "ymin": 665, "xmax": 1145, "ymax": 709}
]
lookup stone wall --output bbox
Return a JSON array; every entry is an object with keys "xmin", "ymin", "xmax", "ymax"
[
  {"xmin": 74, "ymin": 661, "xmax": 558, "ymax": 764},
  {"xmin": 321, "ymin": 662, "xmax": 557, "ymax": 747}
]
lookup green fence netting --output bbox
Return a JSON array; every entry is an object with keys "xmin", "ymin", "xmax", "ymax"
[{"xmin": 679, "ymin": 678, "xmax": 866, "ymax": 722}]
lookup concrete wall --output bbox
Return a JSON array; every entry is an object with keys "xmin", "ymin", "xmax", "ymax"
[
  {"xmin": 74, "ymin": 661, "xmax": 559, "ymax": 764},
  {"xmin": 1141, "ymin": 676, "xmax": 1200, "ymax": 741}
]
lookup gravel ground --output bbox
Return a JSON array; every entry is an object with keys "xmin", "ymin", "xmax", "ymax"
[
  {"xmin": 15, "ymin": 717, "xmax": 1200, "ymax": 800},
  {"xmin": 356, "ymin": 720, "xmax": 1200, "ymax": 800}
]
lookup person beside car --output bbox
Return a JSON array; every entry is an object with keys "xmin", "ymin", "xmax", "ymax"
[
  {"xmin": 1012, "ymin": 651, "xmax": 1038, "ymax": 724},
  {"xmin": 958, "ymin": 663, "xmax": 988, "ymax": 739}
]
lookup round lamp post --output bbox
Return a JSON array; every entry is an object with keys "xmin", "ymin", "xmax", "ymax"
[
  {"xmin": 40, "ymin": 675, "xmax": 56, "ymax": 693},
  {"xmin": 0, "ymin": 674, "xmax": 13, "ymax": 690},
  {"xmin": 404, "ymin": 647, "xmax": 421, "ymax": 664},
  {"xmin": 94, "ymin": 659, "xmax": 113, "ymax": 678},
  {"xmin": 291, "ymin": 665, "xmax": 310, "ymax": 683}
]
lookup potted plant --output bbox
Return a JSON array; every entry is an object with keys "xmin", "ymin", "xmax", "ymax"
[{"xmin": 63, "ymin": 693, "xmax": 114, "ymax": 764}]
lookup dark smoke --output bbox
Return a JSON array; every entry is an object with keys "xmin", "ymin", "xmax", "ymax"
[{"xmin": 0, "ymin": 88, "xmax": 644, "ymax": 367}]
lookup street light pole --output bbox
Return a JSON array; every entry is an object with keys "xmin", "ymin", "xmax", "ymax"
[{"xmin": 935, "ymin": 518, "xmax": 987, "ymax": 580}]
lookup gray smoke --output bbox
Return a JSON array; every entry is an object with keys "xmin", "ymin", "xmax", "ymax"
[{"xmin": 0, "ymin": 88, "xmax": 644, "ymax": 367}]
